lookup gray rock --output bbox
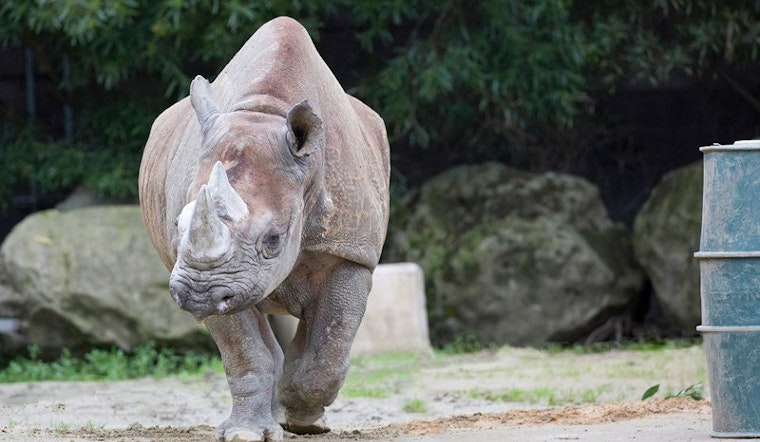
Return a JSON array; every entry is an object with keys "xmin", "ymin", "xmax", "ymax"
[
  {"xmin": 633, "ymin": 161, "xmax": 702, "ymax": 334},
  {"xmin": 0, "ymin": 206, "xmax": 212, "ymax": 354},
  {"xmin": 384, "ymin": 162, "xmax": 644, "ymax": 346},
  {"xmin": 55, "ymin": 186, "xmax": 103, "ymax": 211}
]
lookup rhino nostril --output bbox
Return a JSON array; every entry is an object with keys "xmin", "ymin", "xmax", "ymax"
[
  {"xmin": 210, "ymin": 287, "xmax": 235, "ymax": 303},
  {"xmin": 216, "ymin": 294, "xmax": 236, "ymax": 313},
  {"xmin": 169, "ymin": 283, "xmax": 186, "ymax": 307}
]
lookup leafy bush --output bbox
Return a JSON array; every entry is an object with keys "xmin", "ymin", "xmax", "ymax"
[
  {"xmin": 0, "ymin": 344, "xmax": 220, "ymax": 383},
  {"xmin": 641, "ymin": 381, "xmax": 704, "ymax": 401}
]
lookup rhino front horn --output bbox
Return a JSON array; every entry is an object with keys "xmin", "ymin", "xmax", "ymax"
[
  {"xmin": 207, "ymin": 161, "xmax": 249, "ymax": 222},
  {"xmin": 185, "ymin": 184, "xmax": 231, "ymax": 268}
]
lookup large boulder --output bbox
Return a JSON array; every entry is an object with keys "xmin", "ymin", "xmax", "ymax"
[
  {"xmin": 384, "ymin": 162, "xmax": 644, "ymax": 346},
  {"xmin": 633, "ymin": 161, "xmax": 702, "ymax": 334},
  {"xmin": 0, "ymin": 206, "xmax": 213, "ymax": 354}
]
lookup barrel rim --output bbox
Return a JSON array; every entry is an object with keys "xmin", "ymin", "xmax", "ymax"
[
  {"xmin": 709, "ymin": 431, "xmax": 760, "ymax": 439},
  {"xmin": 698, "ymin": 325, "xmax": 760, "ymax": 333},
  {"xmin": 695, "ymin": 251, "xmax": 760, "ymax": 258},
  {"xmin": 701, "ymin": 139, "xmax": 760, "ymax": 151}
]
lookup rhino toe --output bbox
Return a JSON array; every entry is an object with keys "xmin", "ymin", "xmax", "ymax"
[
  {"xmin": 282, "ymin": 417, "xmax": 330, "ymax": 435},
  {"xmin": 216, "ymin": 425, "xmax": 283, "ymax": 442}
]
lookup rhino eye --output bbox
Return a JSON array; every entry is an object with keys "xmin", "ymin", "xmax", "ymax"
[{"xmin": 261, "ymin": 231, "xmax": 283, "ymax": 259}]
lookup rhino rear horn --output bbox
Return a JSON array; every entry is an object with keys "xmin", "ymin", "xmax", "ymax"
[
  {"xmin": 207, "ymin": 161, "xmax": 249, "ymax": 222},
  {"xmin": 190, "ymin": 75, "xmax": 219, "ymax": 135},
  {"xmin": 186, "ymin": 184, "xmax": 231, "ymax": 267}
]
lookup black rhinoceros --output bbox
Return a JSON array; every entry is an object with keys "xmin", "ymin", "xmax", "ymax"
[{"xmin": 138, "ymin": 16, "xmax": 390, "ymax": 442}]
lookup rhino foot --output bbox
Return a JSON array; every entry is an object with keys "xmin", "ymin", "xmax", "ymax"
[
  {"xmin": 216, "ymin": 423, "xmax": 283, "ymax": 442},
  {"xmin": 281, "ymin": 416, "xmax": 330, "ymax": 435}
]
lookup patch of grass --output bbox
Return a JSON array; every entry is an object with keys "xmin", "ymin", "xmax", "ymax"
[
  {"xmin": 82, "ymin": 420, "xmax": 105, "ymax": 431},
  {"xmin": 0, "ymin": 344, "xmax": 221, "ymax": 383},
  {"xmin": 51, "ymin": 421, "xmax": 71, "ymax": 434},
  {"xmin": 470, "ymin": 385, "xmax": 610, "ymax": 406},
  {"xmin": 545, "ymin": 338, "xmax": 702, "ymax": 355},
  {"xmin": 342, "ymin": 352, "xmax": 423, "ymax": 399},
  {"xmin": 403, "ymin": 398, "xmax": 428, "ymax": 413},
  {"xmin": 438, "ymin": 333, "xmax": 490, "ymax": 355}
]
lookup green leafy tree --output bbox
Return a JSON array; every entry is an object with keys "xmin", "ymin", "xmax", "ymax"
[
  {"xmin": 351, "ymin": 0, "xmax": 760, "ymax": 176},
  {"xmin": 0, "ymin": 0, "xmax": 332, "ymax": 204},
  {"xmin": 1, "ymin": 0, "xmax": 759, "ymax": 207}
]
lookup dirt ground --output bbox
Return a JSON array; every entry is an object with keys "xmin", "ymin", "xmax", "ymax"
[{"xmin": 0, "ymin": 345, "xmax": 715, "ymax": 441}]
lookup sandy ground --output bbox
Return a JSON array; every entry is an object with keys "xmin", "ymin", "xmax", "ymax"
[{"xmin": 0, "ymin": 345, "xmax": 719, "ymax": 441}]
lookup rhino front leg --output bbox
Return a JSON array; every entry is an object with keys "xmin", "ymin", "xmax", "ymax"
[
  {"xmin": 277, "ymin": 259, "xmax": 371, "ymax": 434},
  {"xmin": 204, "ymin": 306, "xmax": 284, "ymax": 442}
]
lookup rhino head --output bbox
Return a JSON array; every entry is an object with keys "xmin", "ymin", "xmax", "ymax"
[{"xmin": 168, "ymin": 75, "xmax": 325, "ymax": 319}]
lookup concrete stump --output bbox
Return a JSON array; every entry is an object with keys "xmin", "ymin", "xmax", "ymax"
[
  {"xmin": 271, "ymin": 262, "xmax": 432, "ymax": 356},
  {"xmin": 352, "ymin": 262, "xmax": 432, "ymax": 356}
]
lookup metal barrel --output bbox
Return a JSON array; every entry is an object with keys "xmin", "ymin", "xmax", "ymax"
[{"xmin": 697, "ymin": 139, "xmax": 760, "ymax": 438}]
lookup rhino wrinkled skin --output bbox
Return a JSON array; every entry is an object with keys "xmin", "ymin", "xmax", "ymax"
[{"xmin": 138, "ymin": 17, "xmax": 390, "ymax": 441}]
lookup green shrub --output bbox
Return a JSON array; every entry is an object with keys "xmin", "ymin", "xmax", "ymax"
[{"xmin": 0, "ymin": 344, "xmax": 220, "ymax": 383}]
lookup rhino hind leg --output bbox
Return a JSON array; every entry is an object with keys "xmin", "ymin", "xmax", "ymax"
[
  {"xmin": 277, "ymin": 260, "xmax": 371, "ymax": 434},
  {"xmin": 204, "ymin": 307, "xmax": 285, "ymax": 442}
]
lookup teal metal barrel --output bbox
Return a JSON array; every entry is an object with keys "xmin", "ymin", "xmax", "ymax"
[{"xmin": 697, "ymin": 139, "xmax": 760, "ymax": 438}]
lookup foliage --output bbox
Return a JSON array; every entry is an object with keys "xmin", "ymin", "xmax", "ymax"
[
  {"xmin": 3, "ymin": 126, "xmax": 142, "ymax": 202},
  {"xmin": 438, "ymin": 332, "xmax": 489, "ymax": 354},
  {"xmin": 352, "ymin": 0, "xmax": 591, "ymax": 153},
  {"xmin": 641, "ymin": 381, "xmax": 704, "ymax": 401},
  {"xmin": 667, "ymin": 381, "xmax": 704, "ymax": 400},
  {"xmin": 2, "ymin": 0, "xmax": 760, "ymax": 206},
  {"xmin": 354, "ymin": 0, "xmax": 760, "ymax": 173},
  {"xmin": 0, "ymin": 343, "xmax": 220, "ymax": 383},
  {"xmin": 641, "ymin": 383, "xmax": 659, "ymax": 400},
  {"xmin": 0, "ymin": 0, "xmax": 333, "ymax": 205}
]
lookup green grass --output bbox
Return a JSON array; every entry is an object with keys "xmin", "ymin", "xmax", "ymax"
[
  {"xmin": 0, "ymin": 339, "xmax": 706, "ymax": 412},
  {"xmin": 0, "ymin": 344, "xmax": 221, "ymax": 383},
  {"xmin": 437, "ymin": 333, "xmax": 493, "ymax": 355},
  {"xmin": 51, "ymin": 422, "xmax": 72, "ymax": 434},
  {"xmin": 82, "ymin": 421, "xmax": 105, "ymax": 431},
  {"xmin": 403, "ymin": 398, "xmax": 428, "ymax": 413},
  {"xmin": 342, "ymin": 351, "xmax": 423, "ymax": 398},
  {"xmin": 544, "ymin": 338, "xmax": 702, "ymax": 355},
  {"xmin": 422, "ymin": 340, "xmax": 706, "ymax": 406},
  {"xmin": 469, "ymin": 385, "xmax": 611, "ymax": 406}
]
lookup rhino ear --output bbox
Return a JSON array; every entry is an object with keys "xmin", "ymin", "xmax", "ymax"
[
  {"xmin": 190, "ymin": 75, "xmax": 219, "ymax": 136},
  {"xmin": 286, "ymin": 100, "xmax": 324, "ymax": 157}
]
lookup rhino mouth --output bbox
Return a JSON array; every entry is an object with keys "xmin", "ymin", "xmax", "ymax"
[{"xmin": 169, "ymin": 278, "xmax": 250, "ymax": 319}]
